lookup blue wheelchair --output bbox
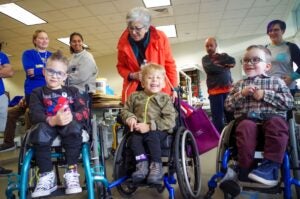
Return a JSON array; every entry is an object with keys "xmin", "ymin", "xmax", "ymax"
[
  {"xmin": 112, "ymin": 105, "xmax": 202, "ymax": 199},
  {"xmin": 5, "ymin": 113, "xmax": 114, "ymax": 199},
  {"xmin": 204, "ymin": 93, "xmax": 300, "ymax": 199}
]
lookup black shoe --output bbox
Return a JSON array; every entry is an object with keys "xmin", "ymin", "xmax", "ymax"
[
  {"xmin": 0, "ymin": 166, "xmax": 12, "ymax": 176},
  {"xmin": 0, "ymin": 143, "xmax": 16, "ymax": 152}
]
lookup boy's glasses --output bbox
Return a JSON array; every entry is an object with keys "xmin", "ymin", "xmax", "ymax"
[
  {"xmin": 128, "ymin": 25, "xmax": 145, "ymax": 32},
  {"xmin": 241, "ymin": 57, "xmax": 265, "ymax": 65},
  {"xmin": 45, "ymin": 68, "xmax": 66, "ymax": 79}
]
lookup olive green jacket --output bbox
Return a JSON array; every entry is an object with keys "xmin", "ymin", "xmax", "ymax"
[{"xmin": 121, "ymin": 91, "xmax": 177, "ymax": 133}]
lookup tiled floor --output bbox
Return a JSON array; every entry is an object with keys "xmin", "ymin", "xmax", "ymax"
[{"xmin": 0, "ymin": 134, "xmax": 294, "ymax": 199}]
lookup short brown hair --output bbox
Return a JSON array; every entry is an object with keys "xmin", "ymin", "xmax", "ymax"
[
  {"xmin": 246, "ymin": 45, "xmax": 272, "ymax": 63},
  {"xmin": 46, "ymin": 50, "xmax": 69, "ymax": 71}
]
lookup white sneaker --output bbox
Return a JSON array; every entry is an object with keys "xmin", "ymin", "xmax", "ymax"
[
  {"xmin": 64, "ymin": 171, "xmax": 82, "ymax": 194},
  {"xmin": 31, "ymin": 171, "xmax": 57, "ymax": 198}
]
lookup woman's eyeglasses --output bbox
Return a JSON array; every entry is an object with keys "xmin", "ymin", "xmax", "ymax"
[
  {"xmin": 128, "ymin": 26, "xmax": 145, "ymax": 32},
  {"xmin": 241, "ymin": 57, "xmax": 266, "ymax": 65},
  {"xmin": 45, "ymin": 68, "xmax": 66, "ymax": 79}
]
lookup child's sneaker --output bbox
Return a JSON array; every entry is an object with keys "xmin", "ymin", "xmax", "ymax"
[
  {"xmin": 147, "ymin": 162, "xmax": 163, "ymax": 184},
  {"xmin": 132, "ymin": 161, "xmax": 149, "ymax": 183},
  {"xmin": 248, "ymin": 159, "xmax": 280, "ymax": 186},
  {"xmin": 64, "ymin": 170, "xmax": 82, "ymax": 194},
  {"xmin": 31, "ymin": 170, "xmax": 57, "ymax": 198}
]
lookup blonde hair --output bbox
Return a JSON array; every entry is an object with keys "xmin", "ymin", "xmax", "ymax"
[
  {"xmin": 141, "ymin": 63, "xmax": 166, "ymax": 81},
  {"xmin": 32, "ymin": 29, "xmax": 47, "ymax": 47}
]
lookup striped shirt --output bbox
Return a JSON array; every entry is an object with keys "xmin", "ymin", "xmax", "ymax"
[{"xmin": 225, "ymin": 74, "xmax": 294, "ymax": 119}]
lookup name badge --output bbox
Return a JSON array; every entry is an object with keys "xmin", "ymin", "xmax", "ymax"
[{"xmin": 36, "ymin": 64, "xmax": 44, "ymax": 68}]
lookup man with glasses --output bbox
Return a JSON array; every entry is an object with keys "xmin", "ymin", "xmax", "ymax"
[
  {"xmin": 266, "ymin": 20, "xmax": 300, "ymax": 95},
  {"xmin": 202, "ymin": 37, "xmax": 235, "ymax": 133},
  {"xmin": 116, "ymin": 7, "xmax": 178, "ymax": 104}
]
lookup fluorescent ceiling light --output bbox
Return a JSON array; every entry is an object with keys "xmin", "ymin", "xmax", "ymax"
[
  {"xmin": 143, "ymin": 0, "xmax": 171, "ymax": 8},
  {"xmin": 156, "ymin": 25, "xmax": 177, "ymax": 38},
  {"xmin": 0, "ymin": 3, "xmax": 46, "ymax": 25},
  {"xmin": 57, "ymin": 37, "xmax": 89, "ymax": 48}
]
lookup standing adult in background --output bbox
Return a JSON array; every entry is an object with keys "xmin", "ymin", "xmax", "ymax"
[
  {"xmin": 0, "ymin": 30, "xmax": 51, "ymax": 152},
  {"xmin": 266, "ymin": 19, "xmax": 300, "ymax": 95},
  {"xmin": 202, "ymin": 37, "xmax": 235, "ymax": 133},
  {"xmin": 0, "ymin": 51, "xmax": 14, "ymax": 174},
  {"xmin": 67, "ymin": 32, "xmax": 98, "ymax": 94},
  {"xmin": 116, "ymin": 7, "xmax": 178, "ymax": 104}
]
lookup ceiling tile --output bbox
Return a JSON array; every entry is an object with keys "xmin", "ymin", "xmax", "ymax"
[
  {"xmin": 173, "ymin": 3, "xmax": 200, "ymax": 15},
  {"xmin": 85, "ymin": 2, "xmax": 118, "ymax": 16},
  {"xmin": 226, "ymin": 0, "xmax": 255, "ymax": 10},
  {"xmin": 61, "ymin": 6, "xmax": 92, "ymax": 19}
]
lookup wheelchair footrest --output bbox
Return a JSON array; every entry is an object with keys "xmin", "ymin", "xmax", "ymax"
[{"xmin": 240, "ymin": 181, "xmax": 282, "ymax": 194}]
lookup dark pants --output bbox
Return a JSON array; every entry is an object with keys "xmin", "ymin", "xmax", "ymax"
[
  {"xmin": 3, "ymin": 105, "xmax": 30, "ymax": 145},
  {"xmin": 209, "ymin": 93, "xmax": 234, "ymax": 133},
  {"xmin": 130, "ymin": 131, "xmax": 168, "ymax": 163},
  {"xmin": 30, "ymin": 121, "xmax": 82, "ymax": 173},
  {"xmin": 236, "ymin": 117, "xmax": 289, "ymax": 169}
]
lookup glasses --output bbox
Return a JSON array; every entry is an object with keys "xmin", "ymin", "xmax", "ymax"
[
  {"xmin": 241, "ymin": 57, "xmax": 265, "ymax": 65},
  {"xmin": 45, "ymin": 68, "xmax": 66, "ymax": 79},
  {"xmin": 128, "ymin": 25, "xmax": 145, "ymax": 32}
]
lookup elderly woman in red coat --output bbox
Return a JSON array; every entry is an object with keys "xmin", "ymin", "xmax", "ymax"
[{"xmin": 116, "ymin": 7, "xmax": 178, "ymax": 104}]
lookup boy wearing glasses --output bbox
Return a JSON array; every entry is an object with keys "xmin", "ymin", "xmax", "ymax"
[
  {"xmin": 225, "ymin": 45, "xmax": 293, "ymax": 186},
  {"xmin": 29, "ymin": 50, "xmax": 89, "ymax": 198}
]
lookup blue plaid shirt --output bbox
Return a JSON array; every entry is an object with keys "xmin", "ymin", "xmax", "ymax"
[{"xmin": 225, "ymin": 74, "xmax": 294, "ymax": 119}]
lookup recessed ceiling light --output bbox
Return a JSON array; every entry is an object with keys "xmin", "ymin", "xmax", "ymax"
[
  {"xmin": 57, "ymin": 37, "xmax": 88, "ymax": 48},
  {"xmin": 0, "ymin": 3, "xmax": 46, "ymax": 25},
  {"xmin": 156, "ymin": 25, "xmax": 177, "ymax": 38},
  {"xmin": 143, "ymin": 0, "xmax": 171, "ymax": 8}
]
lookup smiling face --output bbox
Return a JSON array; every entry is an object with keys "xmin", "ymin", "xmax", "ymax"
[
  {"xmin": 142, "ymin": 69, "xmax": 165, "ymax": 95},
  {"xmin": 44, "ymin": 60, "xmax": 68, "ymax": 90},
  {"xmin": 70, "ymin": 34, "xmax": 84, "ymax": 53},
  {"xmin": 128, "ymin": 21, "xmax": 148, "ymax": 42},
  {"xmin": 268, "ymin": 23, "xmax": 284, "ymax": 45},
  {"xmin": 242, "ymin": 48, "xmax": 271, "ymax": 77}
]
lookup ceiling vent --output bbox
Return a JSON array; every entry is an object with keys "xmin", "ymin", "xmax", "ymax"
[{"xmin": 149, "ymin": 7, "xmax": 173, "ymax": 18}]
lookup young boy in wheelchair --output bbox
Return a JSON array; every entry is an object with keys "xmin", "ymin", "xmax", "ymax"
[
  {"xmin": 224, "ymin": 45, "xmax": 294, "ymax": 186},
  {"xmin": 28, "ymin": 50, "xmax": 89, "ymax": 197},
  {"xmin": 120, "ymin": 63, "xmax": 177, "ymax": 185}
]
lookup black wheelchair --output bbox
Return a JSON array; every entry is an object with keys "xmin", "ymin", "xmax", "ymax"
[
  {"xmin": 112, "ymin": 100, "xmax": 202, "ymax": 199},
  {"xmin": 204, "ymin": 96, "xmax": 300, "ymax": 199}
]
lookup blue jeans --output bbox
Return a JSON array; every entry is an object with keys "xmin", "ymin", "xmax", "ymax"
[{"xmin": 209, "ymin": 93, "xmax": 234, "ymax": 133}]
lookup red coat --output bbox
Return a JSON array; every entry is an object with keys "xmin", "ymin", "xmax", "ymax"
[{"xmin": 116, "ymin": 26, "xmax": 178, "ymax": 103}]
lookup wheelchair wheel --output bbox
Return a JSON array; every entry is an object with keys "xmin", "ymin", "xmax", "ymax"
[
  {"xmin": 175, "ymin": 127, "xmax": 201, "ymax": 199},
  {"xmin": 113, "ymin": 135, "xmax": 137, "ymax": 198},
  {"xmin": 216, "ymin": 121, "xmax": 235, "ymax": 173},
  {"xmin": 289, "ymin": 118, "xmax": 300, "ymax": 198},
  {"xmin": 18, "ymin": 131, "xmax": 38, "ymax": 198}
]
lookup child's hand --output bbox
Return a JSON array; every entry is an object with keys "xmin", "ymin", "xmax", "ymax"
[
  {"xmin": 241, "ymin": 85, "xmax": 256, "ymax": 96},
  {"xmin": 134, "ymin": 123, "xmax": 150, "ymax": 134},
  {"xmin": 126, "ymin": 117, "xmax": 137, "ymax": 132},
  {"xmin": 253, "ymin": 89, "xmax": 264, "ymax": 101},
  {"xmin": 53, "ymin": 107, "xmax": 73, "ymax": 126},
  {"xmin": 282, "ymin": 75, "xmax": 292, "ymax": 86}
]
